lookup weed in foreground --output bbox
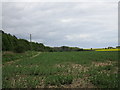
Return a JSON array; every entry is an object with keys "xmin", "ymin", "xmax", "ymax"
[
  {"xmin": 45, "ymin": 75, "xmax": 73, "ymax": 86},
  {"xmin": 89, "ymin": 73, "xmax": 118, "ymax": 88}
]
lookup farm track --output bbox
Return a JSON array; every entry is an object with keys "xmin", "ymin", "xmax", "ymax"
[
  {"xmin": 30, "ymin": 52, "xmax": 41, "ymax": 59},
  {"xmin": 3, "ymin": 52, "xmax": 41, "ymax": 66}
]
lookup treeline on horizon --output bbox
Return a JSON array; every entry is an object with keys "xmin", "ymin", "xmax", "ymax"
[{"xmin": 1, "ymin": 30, "xmax": 84, "ymax": 53}]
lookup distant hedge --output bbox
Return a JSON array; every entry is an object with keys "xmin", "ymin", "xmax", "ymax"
[
  {"xmin": 1, "ymin": 30, "xmax": 51, "ymax": 53},
  {"xmin": 1, "ymin": 30, "xmax": 84, "ymax": 53}
]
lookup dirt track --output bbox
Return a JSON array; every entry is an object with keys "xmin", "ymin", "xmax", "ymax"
[{"xmin": 3, "ymin": 52, "xmax": 41, "ymax": 66}]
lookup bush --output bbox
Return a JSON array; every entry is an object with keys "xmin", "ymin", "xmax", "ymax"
[{"xmin": 14, "ymin": 45, "xmax": 25, "ymax": 53}]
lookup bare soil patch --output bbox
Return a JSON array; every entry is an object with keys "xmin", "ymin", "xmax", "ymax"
[
  {"xmin": 61, "ymin": 78, "xmax": 96, "ymax": 88},
  {"xmin": 92, "ymin": 61, "xmax": 116, "ymax": 67}
]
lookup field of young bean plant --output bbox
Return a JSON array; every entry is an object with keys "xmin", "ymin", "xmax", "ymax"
[{"xmin": 2, "ymin": 51, "xmax": 119, "ymax": 88}]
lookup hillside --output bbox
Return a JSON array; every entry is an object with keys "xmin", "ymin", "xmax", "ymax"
[
  {"xmin": 1, "ymin": 30, "xmax": 84, "ymax": 53},
  {"xmin": 1, "ymin": 30, "xmax": 52, "ymax": 53}
]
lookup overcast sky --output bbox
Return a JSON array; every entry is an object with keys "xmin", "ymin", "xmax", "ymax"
[{"xmin": 2, "ymin": 1, "xmax": 119, "ymax": 48}]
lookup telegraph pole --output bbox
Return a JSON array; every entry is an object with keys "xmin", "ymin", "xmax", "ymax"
[
  {"xmin": 30, "ymin": 34, "xmax": 32, "ymax": 50},
  {"xmin": 30, "ymin": 34, "xmax": 32, "ymax": 56},
  {"xmin": 30, "ymin": 34, "xmax": 32, "ymax": 43}
]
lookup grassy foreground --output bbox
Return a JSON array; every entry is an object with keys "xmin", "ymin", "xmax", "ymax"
[{"xmin": 3, "ymin": 51, "xmax": 119, "ymax": 88}]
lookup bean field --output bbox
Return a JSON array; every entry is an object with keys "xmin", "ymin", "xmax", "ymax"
[{"xmin": 2, "ymin": 51, "xmax": 119, "ymax": 88}]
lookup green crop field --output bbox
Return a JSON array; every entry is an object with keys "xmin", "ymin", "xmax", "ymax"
[{"xmin": 2, "ymin": 51, "xmax": 119, "ymax": 88}]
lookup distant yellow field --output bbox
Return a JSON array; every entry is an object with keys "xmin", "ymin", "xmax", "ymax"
[
  {"xmin": 95, "ymin": 48, "xmax": 120, "ymax": 51},
  {"xmin": 84, "ymin": 48, "xmax": 120, "ymax": 51}
]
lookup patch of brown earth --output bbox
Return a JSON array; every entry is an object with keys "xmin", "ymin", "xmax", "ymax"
[
  {"xmin": 54, "ymin": 63, "xmax": 94, "ymax": 88},
  {"xmin": 61, "ymin": 78, "xmax": 96, "ymax": 88},
  {"xmin": 42, "ymin": 78, "xmax": 96, "ymax": 88},
  {"xmin": 91, "ymin": 61, "xmax": 118, "ymax": 74},
  {"xmin": 56, "ymin": 63, "xmax": 89, "ymax": 73},
  {"xmin": 55, "ymin": 64, "xmax": 66, "ymax": 68},
  {"xmin": 70, "ymin": 63, "xmax": 89, "ymax": 72},
  {"xmin": 92, "ymin": 61, "xmax": 116, "ymax": 67}
]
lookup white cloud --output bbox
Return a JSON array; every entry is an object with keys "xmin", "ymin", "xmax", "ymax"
[
  {"xmin": 65, "ymin": 34, "xmax": 90, "ymax": 41},
  {"xmin": 2, "ymin": 1, "xmax": 118, "ymax": 48},
  {"xmin": 2, "ymin": 0, "xmax": 119, "ymax": 3},
  {"xmin": 60, "ymin": 18, "xmax": 73, "ymax": 23}
]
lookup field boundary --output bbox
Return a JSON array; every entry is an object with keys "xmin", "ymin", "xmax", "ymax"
[{"xmin": 3, "ymin": 52, "xmax": 41, "ymax": 66}]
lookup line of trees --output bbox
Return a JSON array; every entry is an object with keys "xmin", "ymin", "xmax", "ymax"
[
  {"xmin": 1, "ymin": 30, "xmax": 84, "ymax": 53},
  {"xmin": 2, "ymin": 31, "xmax": 53, "ymax": 53},
  {"xmin": 53, "ymin": 46, "xmax": 83, "ymax": 52}
]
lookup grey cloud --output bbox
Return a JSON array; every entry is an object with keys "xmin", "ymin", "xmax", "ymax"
[{"xmin": 2, "ymin": 1, "xmax": 118, "ymax": 48}]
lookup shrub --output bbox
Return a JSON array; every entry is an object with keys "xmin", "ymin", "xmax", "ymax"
[{"xmin": 14, "ymin": 45, "xmax": 25, "ymax": 53}]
